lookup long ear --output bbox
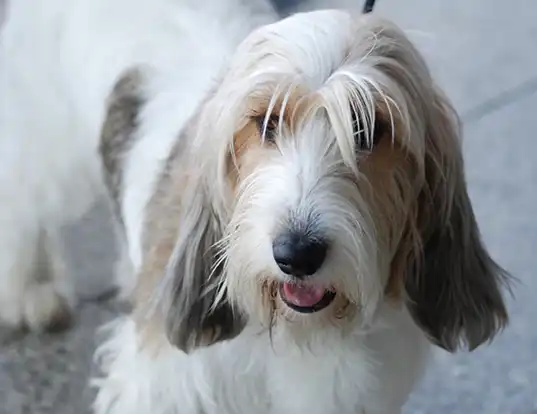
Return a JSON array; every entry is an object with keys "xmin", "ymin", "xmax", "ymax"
[
  {"xmin": 158, "ymin": 181, "xmax": 247, "ymax": 352},
  {"xmin": 141, "ymin": 105, "xmax": 247, "ymax": 353},
  {"xmin": 403, "ymin": 89, "xmax": 511, "ymax": 352}
]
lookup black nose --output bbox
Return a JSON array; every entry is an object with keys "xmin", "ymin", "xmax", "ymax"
[{"xmin": 272, "ymin": 232, "xmax": 328, "ymax": 278}]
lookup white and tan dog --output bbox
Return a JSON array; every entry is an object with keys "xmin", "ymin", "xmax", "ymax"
[{"xmin": 0, "ymin": 0, "xmax": 510, "ymax": 413}]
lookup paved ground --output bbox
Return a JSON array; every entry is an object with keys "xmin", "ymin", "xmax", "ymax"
[{"xmin": 1, "ymin": 0, "xmax": 536, "ymax": 413}]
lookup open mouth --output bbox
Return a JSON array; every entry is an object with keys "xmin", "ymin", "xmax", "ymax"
[{"xmin": 279, "ymin": 282, "xmax": 336, "ymax": 313}]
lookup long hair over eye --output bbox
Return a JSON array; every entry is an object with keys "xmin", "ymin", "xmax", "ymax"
[
  {"xmin": 255, "ymin": 114, "xmax": 280, "ymax": 144},
  {"xmin": 351, "ymin": 108, "xmax": 385, "ymax": 153}
]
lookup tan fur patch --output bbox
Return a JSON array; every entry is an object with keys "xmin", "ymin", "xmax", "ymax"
[
  {"xmin": 229, "ymin": 118, "xmax": 266, "ymax": 189},
  {"xmin": 357, "ymin": 131, "xmax": 420, "ymax": 301}
]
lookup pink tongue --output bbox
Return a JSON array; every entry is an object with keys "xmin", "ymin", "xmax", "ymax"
[{"xmin": 282, "ymin": 282, "xmax": 327, "ymax": 307}]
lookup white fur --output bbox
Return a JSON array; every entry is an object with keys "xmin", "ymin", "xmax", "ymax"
[
  {"xmin": 94, "ymin": 305, "xmax": 429, "ymax": 414},
  {"xmin": 1, "ymin": 1, "xmax": 450, "ymax": 413}
]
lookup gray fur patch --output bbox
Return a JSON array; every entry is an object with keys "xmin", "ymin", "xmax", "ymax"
[{"xmin": 99, "ymin": 69, "xmax": 144, "ymax": 218}]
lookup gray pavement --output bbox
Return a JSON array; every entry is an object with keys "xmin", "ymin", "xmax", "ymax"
[{"xmin": 1, "ymin": 0, "xmax": 536, "ymax": 413}]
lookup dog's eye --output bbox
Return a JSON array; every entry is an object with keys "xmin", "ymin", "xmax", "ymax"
[
  {"xmin": 352, "ymin": 110, "xmax": 385, "ymax": 153},
  {"xmin": 255, "ymin": 114, "xmax": 280, "ymax": 143}
]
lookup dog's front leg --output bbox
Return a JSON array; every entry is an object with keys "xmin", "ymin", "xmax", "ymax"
[{"xmin": 0, "ymin": 223, "xmax": 74, "ymax": 332}]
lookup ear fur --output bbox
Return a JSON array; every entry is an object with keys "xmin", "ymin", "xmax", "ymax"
[
  {"xmin": 403, "ymin": 89, "xmax": 511, "ymax": 352},
  {"xmin": 145, "ymin": 114, "xmax": 246, "ymax": 353},
  {"xmin": 160, "ymin": 183, "xmax": 247, "ymax": 352}
]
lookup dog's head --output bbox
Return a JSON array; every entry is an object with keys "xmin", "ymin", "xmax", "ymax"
[{"xmin": 102, "ymin": 11, "xmax": 510, "ymax": 353}]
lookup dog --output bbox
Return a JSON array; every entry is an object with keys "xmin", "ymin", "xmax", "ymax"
[{"xmin": 0, "ymin": 0, "xmax": 511, "ymax": 413}]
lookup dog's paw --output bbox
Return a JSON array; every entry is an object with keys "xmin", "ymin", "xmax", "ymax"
[
  {"xmin": 23, "ymin": 281, "xmax": 74, "ymax": 332},
  {"xmin": 0, "ymin": 280, "xmax": 74, "ymax": 333}
]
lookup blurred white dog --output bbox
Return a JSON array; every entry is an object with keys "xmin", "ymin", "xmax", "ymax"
[{"xmin": 0, "ymin": 0, "xmax": 510, "ymax": 413}]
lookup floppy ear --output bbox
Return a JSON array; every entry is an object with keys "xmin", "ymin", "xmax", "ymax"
[
  {"xmin": 142, "ymin": 95, "xmax": 247, "ymax": 353},
  {"xmin": 403, "ymin": 88, "xmax": 511, "ymax": 352},
  {"xmin": 158, "ymin": 180, "xmax": 247, "ymax": 352}
]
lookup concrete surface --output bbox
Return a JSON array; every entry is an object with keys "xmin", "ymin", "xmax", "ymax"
[{"xmin": 1, "ymin": 0, "xmax": 536, "ymax": 413}]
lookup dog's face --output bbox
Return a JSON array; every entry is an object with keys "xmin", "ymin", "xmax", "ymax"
[
  {"xmin": 102, "ymin": 11, "xmax": 510, "ymax": 353},
  {"xmin": 221, "ymin": 26, "xmax": 410, "ymax": 331}
]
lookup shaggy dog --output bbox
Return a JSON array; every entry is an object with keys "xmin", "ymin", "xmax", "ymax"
[{"xmin": 0, "ymin": 0, "xmax": 510, "ymax": 413}]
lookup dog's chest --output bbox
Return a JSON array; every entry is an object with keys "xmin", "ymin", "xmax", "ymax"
[
  {"xmin": 205, "ymin": 334, "xmax": 376, "ymax": 414},
  {"xmin": 265, "ymin": 346, "xmax": 375, "ymax": 414}
]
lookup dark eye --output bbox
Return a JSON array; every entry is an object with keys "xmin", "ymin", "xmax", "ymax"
[
  {"xmin": 255, "ymin": 114, "xmax": 280, "ymax": 143},
  {"xmin": 351, "ymin": 109, "xmax": 385, "ymax": 153}
]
